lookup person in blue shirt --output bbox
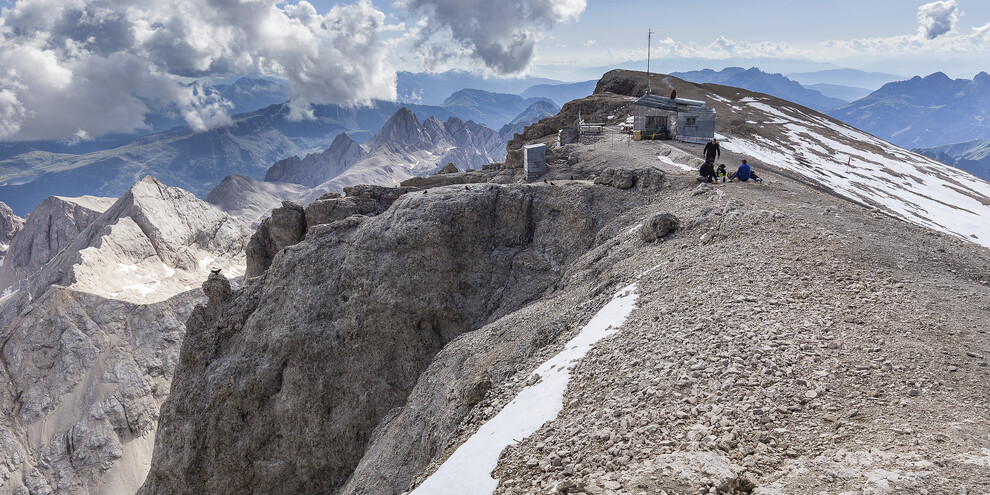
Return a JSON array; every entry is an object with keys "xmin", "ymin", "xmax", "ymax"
[{"xmin": 730, "ymin": 159, "xmax": 753, "ymax": 182}]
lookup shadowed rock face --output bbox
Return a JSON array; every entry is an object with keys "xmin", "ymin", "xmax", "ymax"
[
  {"xmin": 0, "ymin": 195, "xmax": 114, "ymax": 294},
  {"xmin": 139, "ymin": 182, "xmax": 647, "ymax": 495},
  {"xmin": 0, "ymin": 201, "xmax": 22, "ymax": 247},
  {"xmin": 264, "ymin": 133, "xmax": 367, "ymax": 188}
]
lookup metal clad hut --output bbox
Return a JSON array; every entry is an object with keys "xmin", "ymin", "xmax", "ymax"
[{"xmin": 634, "ymin": 94, "xmax": 716, "ymax": 143}]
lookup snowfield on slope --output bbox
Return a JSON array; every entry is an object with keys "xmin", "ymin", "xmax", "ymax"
[
  {"xmin": 718, "ymin": 96, "xmax": 990, "ymax": 249},
  {"xmin": 411, "ymin": 282, "xmax": 640, "ymax": 494}
]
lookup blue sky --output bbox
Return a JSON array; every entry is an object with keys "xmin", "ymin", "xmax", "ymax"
[{"xmin": 305, "ymin": 0, "xmax": 990, "ymax": 78}]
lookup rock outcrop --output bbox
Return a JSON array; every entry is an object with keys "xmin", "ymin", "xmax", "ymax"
[
  {"xmin": 0, "ymin": 200, "xmax": 22, "ymax": 249},
  {"xmin": 0, "ymin": 201, "xmax": 24, "ymax": 289},
  {"xmin": 0, "ymin": 195, "xmax": 114, "ymax": 294},
  {"xmin": 139, "ymin": 182, "xmax": 646, "ymax": 495},
  {"xmin": 0, "ymin": 176, "xmax": 250, "ymax": 494}
]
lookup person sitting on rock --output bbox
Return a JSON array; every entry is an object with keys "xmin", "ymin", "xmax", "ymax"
[
  {"xmin": 698, "ymin": 159, "xmax": 716, "ymax": 183},
  {"xmin": 715, "ymin": 163, "xmax": 728, "ymax": 182},
  {"xmin": 730, "ymin": 159, "xmax": 753, "ymax": 182}
]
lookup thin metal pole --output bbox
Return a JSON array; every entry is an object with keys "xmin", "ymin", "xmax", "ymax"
[{"xmin": 647, "ymin": 29, "xmax": 653, "ymax": 75}]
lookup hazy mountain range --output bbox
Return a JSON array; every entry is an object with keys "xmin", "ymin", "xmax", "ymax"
[
  {"xmin": 11, "ymin": 66, "xmax": 990, "ymax": 219},
  {"xmin": 914, "ymin": 139, "xmax": 990, "ymax": 182},
  {"xmin": 0, "ymin": 89, "xmax": 557, "ymax": 216},
  {"xmin": 830, "ymin": 72, "xmax": 990, "ymax": 149},
  {"xmin": 671, "ymin": 67, "xmax": 847, "ymax": 113}
]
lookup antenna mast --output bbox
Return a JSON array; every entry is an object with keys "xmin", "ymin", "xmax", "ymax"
[{"xmin": 647, "ymin": 29, "xmax": 654, "ymax": 94}]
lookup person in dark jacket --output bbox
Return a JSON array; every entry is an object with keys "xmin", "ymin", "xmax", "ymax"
[
  {"xmin": 730, "ymin": 159, "xmax": 752, "ymax": 181},
  {"xmin": 669, "ymin": 89, "xmax": 677, "ymax": 100},
  {"xmin": 698, "ymin": 159, "xmax": 716, "ymax": 182},
  {"xmin": 703, "ymin": 138, "xmax": 720, "ymax": 162}
]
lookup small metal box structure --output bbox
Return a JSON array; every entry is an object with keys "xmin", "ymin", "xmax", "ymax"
[
  {"xmin": 633, "ymin": 94, "xmax": 716, "ymax": 143},
  {"xmin": 523, "ymin": 143, "xmax": 547, "ymax": 180}
]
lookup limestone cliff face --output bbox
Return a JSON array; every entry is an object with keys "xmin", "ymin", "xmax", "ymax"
[
  {"xmin": 0, "ymin": 201, "xmax": 22, "ymax": 249},
  {"xmin": 140, "ymin": 181, "xmax": 650, "ymax": 495},
  {"xmin": 23, "ymin": 176, "xmax": 248, "ymax": 304},
  {"xmin": 0, "ymin": 202, "xmax": 24, "ymax": 293},
  {"xmin": 0, "ymin": 195, "xmax": 114, "ymax": 294},
  {"xmin": 0, "ymin": 177, "xmax": 250, "ymax": 494}
]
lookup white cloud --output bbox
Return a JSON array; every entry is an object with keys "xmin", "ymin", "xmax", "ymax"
[
  {"xmin": 0, "ymin": 0, "xmax": 397, "ymax": 140},
  {"xmin": 584, "ymin": 39, "xmax": 596, "ymax": 47},
  {"xmin": 399, "ymin": 0, "xmax": 586, "ymax": 75},
  {"xmin": 917, "ymin": 0, "xmax": 958, "ymax": 40}
]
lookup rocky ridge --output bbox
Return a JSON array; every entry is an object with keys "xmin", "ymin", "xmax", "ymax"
[
  {"xmin": 0, "ymin": 201, "xmax": 23, "ymax": 274},
  {"xmin": 263, "ymin": 133, "xmax": 367, "ymax": 188},
  {"xmin": 0, "ymin": 177, "xmax": 250, "ymax": 494},
  {"xmin": 0, "ymin": 195, "xmax": 115, "ymax": 295},
  {"xmin": 139, "ymin": 174, "xmax": 662, "ymax": 495},
  {"xmin": 259, "ymin": 107, "xmax": 507, "ymax": 205}
]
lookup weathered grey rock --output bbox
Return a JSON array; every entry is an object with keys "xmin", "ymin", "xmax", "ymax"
[
  {"xmin": 627, "ymin": 453, "xmax": 751, "ymax": 493},
  {"xmin": 437, "ymin": 162, "xmax": 459, "ymax": 174},
  {"xmin": 303, "ymin": 185, "xmax": 418, "ymax": 228},
  {"xmin": 204, "ymin": 271, "xmax": 232, "ymax": 304},
  {"xmin": 400, "ymin": 171, "xmax": 491, "ymax": 189},
  {"xmin": 0, "ymin": 200, "xmax": 22, "ymax": 248},
  {"xmin": 0, "ymin": 176, "xmax": 249, "ymax": 495},
  {"xmin": 595, "ymin": 168, "xmax": 636, "ymax": 189},
  {"xmin": 594, "ymin": 167, "xmax": 667, "ymax": 192},
  {"xmin": 0, "ymin": 195, "xmax": 114, "ymax": 294},
  {"xmin": 640, "ymin": 212, "xmax": 680, "ymax": 242},
  {"xmin": 244, "ymin": 201, "xmax": 306, "ymax": 278},
  {"xmin": 139, "ymin": 183, "xmax": 644, "ymax": 495}
]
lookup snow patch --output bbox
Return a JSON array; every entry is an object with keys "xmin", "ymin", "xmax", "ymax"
[
  {"xmin": 116, "ymin": 264, "xmax": 139, "ymax": 272},
  {"xmin": 198, "ymin": 256, "xmax": 216, "ymax": 270},
  {"xmin": 717, "ymin": 100, "xmax": 990, "ymax": 249},
  {"xmin": 411, "ymin": 282, "xmax": 640, "ymax": 495},
  {"xmin": 122, "ymin": 282, "xmax": 159, "ymax": 298},
  {"xmin": 656, "ymin": 155, "xmax": 695, "ymax": 172}
]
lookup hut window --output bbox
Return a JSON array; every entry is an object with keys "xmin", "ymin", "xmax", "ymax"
[{"xmin": 685, "ymin": 116, "xmax": 698, "ymax": 126}]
